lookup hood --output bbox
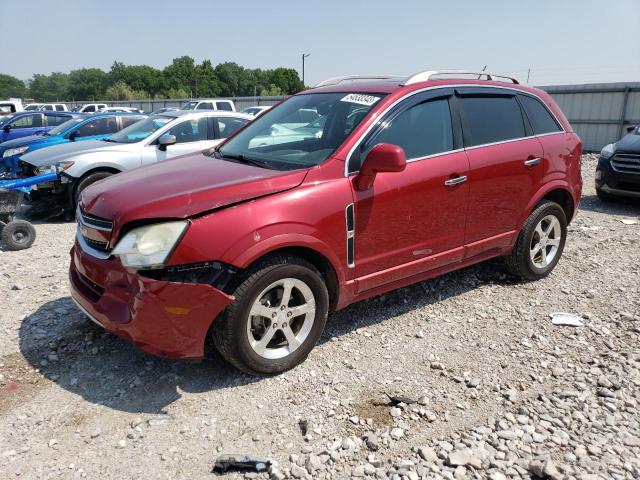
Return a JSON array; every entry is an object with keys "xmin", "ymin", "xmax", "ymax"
[
  {"xmin": 20, "ymin": 139, "xmax": 120, "ymax": 167},
  {"xmin": 81, "ymin": 153, "xmax": 309, "ymax": 230},
  {"xmin": 0, "ymin": 134, "xmax": 52, "ymax": 150},
  {"xmin": 617, "ymin": 132, "xmax": 640, "ymax": 153}
]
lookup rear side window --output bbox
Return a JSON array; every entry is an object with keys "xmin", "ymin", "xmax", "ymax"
[
  {"xmin": 368, "ymin": 98, "xmax": 454, "ymax": 160},
  {"xmin": 55, "ymin": 105, "xmax": 65, "ymax": 111},
  {"xmin": 519, "ymin": 95, "xmax": 562, "ymax": 135},
  {"xmin": 461, "ymin": 96, "xmax": 526, "ymax": 147},
  {"xmin": 46, "ymin": 115, "xmax": 70, "ymax": 127},
  {"xmin": 216, "ymin": 101, "xmax": 233, "ymax": 111},
  {"xmin": 215, "ymin": 117, "xmax": 248, "ymax": 138}
]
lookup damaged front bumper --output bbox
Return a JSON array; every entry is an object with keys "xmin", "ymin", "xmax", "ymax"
[{"xmin": 69, "ymin": 241, "xmax": 234, "ymax": 359}]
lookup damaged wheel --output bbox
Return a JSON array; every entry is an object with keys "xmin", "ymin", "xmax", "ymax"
[
  {"xmin": 1, "ymin": 220, "xmax": 36, "ymax": 251},
  {"xmin": 212, "ymin": 255, "xmax": 329, "ymax": 375}
]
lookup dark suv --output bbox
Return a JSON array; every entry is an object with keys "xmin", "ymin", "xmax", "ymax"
[{"xmin": 596, "ymin": 125, "xmax": 640, "ymax": 200}]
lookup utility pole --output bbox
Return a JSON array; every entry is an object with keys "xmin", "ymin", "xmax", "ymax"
[
  {"xmin": 526, "ymin": 68, "xmax": 531, "ymax": 84},
  {"xmin": 302, "ymin": 53, "xmax": 311, "ymax": 87}
]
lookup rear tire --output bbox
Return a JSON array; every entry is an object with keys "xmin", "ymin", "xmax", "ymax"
[
  {"xmin": 505, "ymin": 200, "xmax": 567, "ymax": 281},
  {"xmin": 73, "ymin": 171, "xmax": 114, "ymax": 205},
  {"xmin": 212, "ymin": 255, "xmax": 329, "ymax": 376},
  {"xmin": 1, "ymin": 220, "xmax": 36, "ymax": 251}
]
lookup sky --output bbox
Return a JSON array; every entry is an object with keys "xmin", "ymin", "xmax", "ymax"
[{"xmin": 1, "ymin": 0, "xmax": 639, "ymax": 87}]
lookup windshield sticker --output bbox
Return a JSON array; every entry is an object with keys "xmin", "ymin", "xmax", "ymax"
[{"xmin": 340, "ymin": 94, "xmax": 381, "ymax": 106}]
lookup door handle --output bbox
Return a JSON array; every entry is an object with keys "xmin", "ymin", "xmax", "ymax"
[
  {"xmin": 524, "ymin": 157, "xmax": 541, "ymax": 167},
  {"xmin": 444, "ymin": 175, "xmax": 467, "ymax": 186}
]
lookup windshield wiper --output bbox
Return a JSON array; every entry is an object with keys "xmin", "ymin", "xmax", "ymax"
[
  {"xmin": 217, "ymin": 152, "xmax": 272, "ymax": 169},
  {"xmin": 101, "ymin": 138, "xmax": 118, "ymax": 143}
]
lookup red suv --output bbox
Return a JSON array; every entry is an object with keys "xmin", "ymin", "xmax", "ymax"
[{"xmin": 70, "ymin": 71, "xmax": 582, "ymax": 375}]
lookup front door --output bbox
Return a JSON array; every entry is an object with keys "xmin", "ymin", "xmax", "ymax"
[
  {"xmin": 348, "ymin": 89, "xmax": 469, "ymax": 293},
  {"xmin": 141, "ymin": 117, "xmax": 215, "ymax": 165},
  {"xmin": 2, "ymin": 113, "xmax": 45, "ymax": 142}
]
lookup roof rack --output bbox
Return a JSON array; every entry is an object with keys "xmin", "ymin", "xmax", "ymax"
[
  {"xmin": 403, "ymin": 70, "xmax": 520, "ymax": 85},
  {"xmin": 314, "ymin": 75, "xmax": 400, "ymax": 87}
]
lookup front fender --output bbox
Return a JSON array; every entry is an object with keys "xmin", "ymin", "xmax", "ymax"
[{"xmin": 65, "ymin": 156, "xmax": 126, "ymax": 178}]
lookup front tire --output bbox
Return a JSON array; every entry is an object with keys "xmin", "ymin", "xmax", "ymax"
[
  {"xmin": 212, "ymin": 255, "xmax": 329, "ymax": 375},
  {"xmin": 73, "ymin": 171, "xmax": 114, "ymax": 205},
  {"xmin": 505, "ymin": 200, "xmax": 567, "ymax": 281},
  {"xmin": 596, "ymin": 187, "xmax": 614, "ymax": 202}
]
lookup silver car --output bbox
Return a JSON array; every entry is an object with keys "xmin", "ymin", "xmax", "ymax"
[{"xmin": 21, "ymin": 111, "xmax": 252, "ymax": 205}]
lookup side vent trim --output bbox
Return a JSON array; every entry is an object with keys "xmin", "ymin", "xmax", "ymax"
[{"xmin": 345, "ymin": 203, "xmax": 355, "ymax": 268}]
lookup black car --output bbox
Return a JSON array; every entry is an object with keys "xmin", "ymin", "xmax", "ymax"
[{"xmin": 596, "ymin": 125, "xmax": 640, "ymax": 201}]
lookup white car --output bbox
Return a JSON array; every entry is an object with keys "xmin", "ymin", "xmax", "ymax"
[
  {"xmin": 0, "ymin": 99, "xmax": 23, "ymax": 115},
  {"xmin": 21, "ymin": 111, "xmax": 252, "ymax": 205},
  {"xmin": 180, "ymin": 99, "xmax": 236, "ymax": 112},
  {"xmin": 241, "ymin": 105, "xmax": 271, "ymax": 116},
  {"xmin": 24, "ymin": 103, "xmax": 69, "ymax": 112},
  {"xmin": 99, "ymin": 106, "xmax": 144, "ymax": 113},
  {"xmin": 74, "ymin": 103, "xmax": 108, "ymax": 113}
]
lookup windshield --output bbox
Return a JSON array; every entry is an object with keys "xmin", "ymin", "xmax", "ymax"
[
  {"xmin": 107, "ymin": 115, "xmax": 173, "ymax": 143},
  {"xmin": 46, "ymin": 117, "xmax": 84, "ymax": 136},
  {"xmin": 217, "ymin": 93, "xmax": 383, "ymax": 170},
  {"xmin": 181, "ymin": 101, "xmax": 198, "ymax": 110}
]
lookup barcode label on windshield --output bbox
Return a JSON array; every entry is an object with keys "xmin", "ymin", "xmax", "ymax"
[{"xmin": 340, "ymin": 94, "xmax": 380, "ymax": 106}]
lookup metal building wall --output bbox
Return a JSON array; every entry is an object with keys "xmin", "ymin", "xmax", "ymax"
[{"xmin": 539, "ymin": 82, "xmax": 640, "ymax": 152}]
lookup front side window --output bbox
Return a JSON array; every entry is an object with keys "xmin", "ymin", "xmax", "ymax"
[
  {"xmin": 83, "ymin": 105, "xmax": 96, "ymax": 112},
  {"xmin": 46, "ymin": 115, "xmax": 71, "ymax": 127},
  {"xmin": 364, "ymin": 98, "xmax": 453, "ymax": 163},
  {"xmin": 107, "ymin": 115, "xmax": 173, "ymax": 143},
  {"xmin": 461, "ymin": 96, "xmax": 526, "ymax": 147},
  {"xmin": 24, "ymin": 105, "xmax": 40, "ymax": 111},
  {"xmin": 76, "ymin": 117, "xmax": 119, "ymax": 137},
  {"xmin": 519, "ymin": 95, "xmax": 562, "ymax": 135},
  {"xmin": 215, "ymin": 116, "xmax": 249, "ymax": 138},
  {"xmin": 218, "ymin": 92, "xmax": 384, "ymax": 170},
  {"xmin": 9, "ymin": 114, "xmax": 43, "ymax": 129},
  {"xmin": 55, "ymin": 105, "xmax": 65, "ymax": 111},
  {"xmin": 42, "ymin": 105, "xmax": 54, "ymax": 111},
  {"xmin": 216, "ymin": 101, "xmax": 233, "ymax": 111},
  {"xmin": 163, "ymin": 117, "xmax": 209, "ymax": 144}
]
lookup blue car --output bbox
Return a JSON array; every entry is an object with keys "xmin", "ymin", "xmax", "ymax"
[
  {"xmin": 0, "ymin": 112, "xmax": 146, "ymax": 176},
  {"xmin": 0, "ymin": 111, "xmax": 83, "ymax": 144}
]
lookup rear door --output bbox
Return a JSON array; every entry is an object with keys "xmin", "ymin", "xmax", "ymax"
[
  {"xmin": 349, "ymin": 88, "xmax": 470, "ymax": 292},
  {"xmin": 458, "ymin": 88, "xmax": 544, "ymax": 257}
]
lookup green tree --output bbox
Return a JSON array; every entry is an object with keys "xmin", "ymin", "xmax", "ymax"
[
  {"xmin": 66, "ymin": 68, "xmax": 108, "ymax": 100},
  {"xmin": 162, "ymin": 56, "xmax": 197, "ymax": 96},
  {"xmin": 105, "ymin": 81, "xmax": 148, "ymax": 100},
  {"xmin": 0, "ymin": 74, "xmax": 27, "ymax": 98},
  {"xmin": 109, "ymin": 62, "xmax": 163, "ymax": 97},
  {"xmin": 269, "ymin": 68, "xmax": 304, "ymax": 94},
  {"xmin": 28, "ymin": 72, "xmax": 69, "ymax": 101}
]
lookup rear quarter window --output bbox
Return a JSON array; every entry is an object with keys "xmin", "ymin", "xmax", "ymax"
[
  {"xmin": 519, "ymin": 95, "xmax": 562, "ymax": 135},
  {"xmin": 461, "ymin": 96, "xmax": 526, "ymax": 147}
]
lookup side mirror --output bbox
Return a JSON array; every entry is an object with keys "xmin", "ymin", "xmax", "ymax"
[
  {"xmin": 68, "ymin": 130, "xmax": 78, "ymax": 141},
  {"xmin": 3, "ymin": 124, "xmax": 11, "ymax": 132},
  {"xmin": 626, "ymin": 125, "xmax": 637, "ymax": 134},
  {"xmin": 158, "ymin": 134, "xmax": 177, "ymax": 151},
  {"xmin": 354, "ymin": 143, "xmax": 406, "ymax": 191}
]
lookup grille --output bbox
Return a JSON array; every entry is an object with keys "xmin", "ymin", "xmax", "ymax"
[
  {"xmin": 77, "ymin": 207, "xmax": 113, "ymax": 254},
  {"xmin": 78, "ymin": 208, "xmax": 113, "ymax": 231},
  {"xmin": 611, "ymin": 153, "xmax": 640, "ymax": 175}
]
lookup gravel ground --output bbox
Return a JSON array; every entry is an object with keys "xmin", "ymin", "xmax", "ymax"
[{"xmin": 1, "ymin": 154, "xmax": 639, "ymax": 480}]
